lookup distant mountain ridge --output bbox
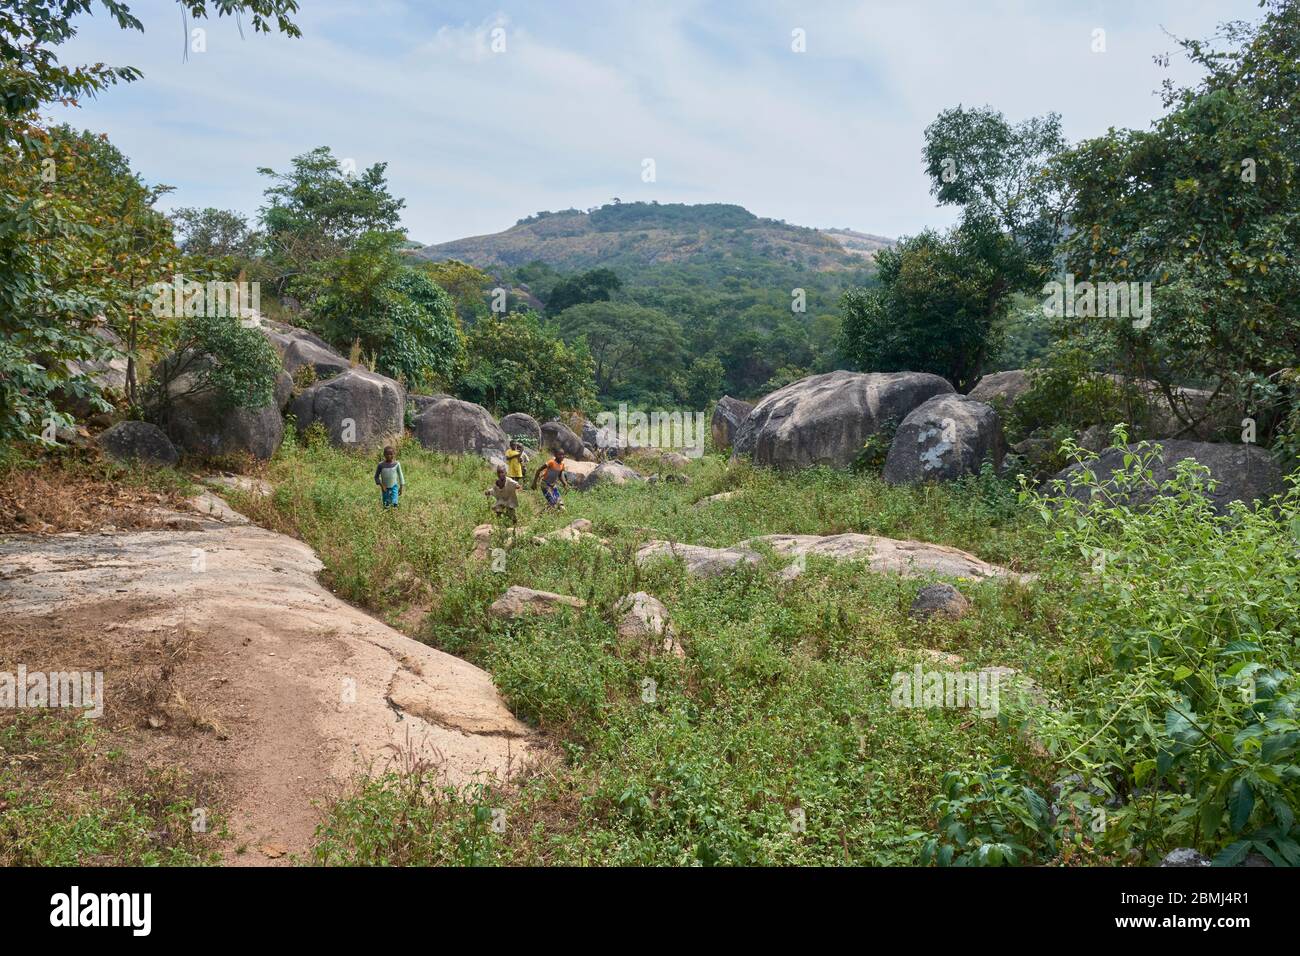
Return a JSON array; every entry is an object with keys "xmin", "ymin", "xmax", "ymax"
[{"xmin": 414, "ymin": 202, "xmax": 892, "ymax": 277}]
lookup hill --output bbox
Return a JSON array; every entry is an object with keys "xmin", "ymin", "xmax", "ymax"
[{"xmin": 415, "ymin": 202, "xmax": 891, "ymax": 279}]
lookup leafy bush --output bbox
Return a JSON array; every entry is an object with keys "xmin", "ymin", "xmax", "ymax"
[{"xmin": 1022, "ymin": 439, "xmax": 1300, "ymax": 864}]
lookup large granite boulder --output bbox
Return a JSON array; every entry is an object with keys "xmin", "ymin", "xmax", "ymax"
[
  {"xmin": 154, "ymin": 352, "xmax": 284, "ymax": 461},
  {"xmin": 541, "ymin": 420, "xmax": 586, "ymax": 460},
  {"xmin": 882, "ymin": 394, "xmax": 1005, "ymax": 484},
  {"xmin": 500, "ymin": 412, "xmax": 542, "ymax": 445},
  {"xmin": 408, "ymin": 394, "xmax": 453, "ymax": 417},
  {"xmin": 288, "ymin": 368, "xmax": 404, "ymax": 449},
  {"xmin": 1050, "ymin": 440, "xmax": 1285, "ymax": 514},
  {"xmin": 97, "ymin": 420, "xmax": 179, "ymax": 467},
  {"xmin": 732, "ymin": 370, "xmax": 954, "ymax": 469},
  {"xmin": 260, "ymin": 321, "xmax": 351, "ymax": 379},
  {"xmin": 711, "ymin": 395, "xmax": 753, "ymax": 451},
  {"xmin": 967, "ymin": 369, "xmax": 1032, "ymax": 408},
  {"xmin": 412, "ymin": 397, "xmax": 508, "ymax": 462}
]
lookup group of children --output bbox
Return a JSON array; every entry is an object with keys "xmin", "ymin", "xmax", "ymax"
[{"xmin": 374, "ymin": 440, "xmax": 571, "ymax": 522}]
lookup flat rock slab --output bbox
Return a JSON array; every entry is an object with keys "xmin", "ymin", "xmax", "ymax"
[
  {"xmin": 0, "ymin": 521, "xmax": 535, "ymax": 866},
  {"xmin": 637, "ymin": 533, "xmax": 1025, "ymax": 582}
]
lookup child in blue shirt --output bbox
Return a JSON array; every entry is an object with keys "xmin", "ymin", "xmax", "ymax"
[{"xmin": 374, "ymin": 446, "xmax": 406, "ymax": 508}]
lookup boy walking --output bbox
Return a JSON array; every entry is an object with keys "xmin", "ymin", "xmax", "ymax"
[
  {"xmin": 486, "ymin": 465, "xmax": 521, "ymax": 524},
  {"xmin": 505, "ymin": 440, "xmax": 526, "ymax": 482},
  {"xmin": 531, "ymin": 449, "xmax": 569, "ymax": 510},
  {"xmin": 374, "ymin": 446, "xmax": 406, "ymax": 508}
]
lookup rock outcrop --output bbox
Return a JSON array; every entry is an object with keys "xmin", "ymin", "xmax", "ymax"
[
  {"xmin": 882, "ymin": 394, "xmax": 1004, "ymax": 484},
  {"xmin": 500, "ymin": 412, "xmax": 542, "ymax": 445},
  {"xmin": 577, "ymin": 462, "xmax": 645, "ymax": 490},
  {"xmin": 97, "ymin": 421, "xmax": 179, "ymax": 467},
  {"xmin": 615, "ymin": 592, "xmax": 684, "ymax": 658},
  {"xmin": 1049, "ymin": 440, "xmax": 1285, "ymax": 514},
  {"xmin": 411, "ymin": 397, "xmax": 508, "ymax": 462},
  {"xmin": 541, "ymin": 420, "xmax": 586, "ymax": 460},
  {"xmin": 732, "ymin": 370, "xmax": 953, "ymax": 469},
  {"xmin": 287, "ymin": 368, "xmax": 405, "ymax": 449},
  {"xmin": 711, "ymin": 395, "xmax": 754, "ymax": 451},
  {"xmin": 967, "ymin": 370, "xmax": 1032, "ymax": 407},
  {"xmin": 489, "ymin": 585, "xmax": 587, "ymax": 617}
]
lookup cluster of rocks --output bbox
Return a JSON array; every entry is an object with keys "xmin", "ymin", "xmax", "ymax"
[{"xmin": 714, "ymin": 368, "xmax": 1283, "ymax": 512}]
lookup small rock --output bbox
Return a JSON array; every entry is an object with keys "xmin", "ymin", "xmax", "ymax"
[
  {"xmin": 910, "ymin": 583, "xmax": 971, "ymax": 621},
  {"xmin": 1159, "ymin": 848, "xmax": 1212, "ymax": 868},
  {"xmin": 489, "ymin": 585, "xmax": 586, "ymax": 618},
  {"xmin": 615, "ymin": 592, "xmax": 684, "ymax": 658}
]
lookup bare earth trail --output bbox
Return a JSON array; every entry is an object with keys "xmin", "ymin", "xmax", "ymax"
[{"xmin": 0, "ymin": 495, "xmax": 537, "ymax": 866}]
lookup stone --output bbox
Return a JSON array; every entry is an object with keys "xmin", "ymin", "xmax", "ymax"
[
  {"xmin": 711, "ymin": 395, "xmax": 754, "ymax": 450},
  {"xmin": 541, "ymin": 420, "xmax": 586, "ymax": 460},
  {"xmin": 578, "ymin": 461, "xmax": 646, "ymax": 490},
  {"xmin": 882, "ymin": 394, "xmax": 1005, "ymax": 484},
  {"xmin": 97, "ymin": 421, "xmax": 179, "ymax": 467},
  {"xmin": 967, "ymin": 369, "xmax": 1032, "ymax": 408},
  {"xmin": 615, "ymin": 592, "xmax": 684, "ymax": 658},
  {"xmin": 1159, "ymin": 848, "xmax": 1212, "ymax": 868},
  {"xmin": 261, "ymin": 321, "xmax": 351, "ymax": 379},
  {"xmin": 500, "ymin": 412, "xmax": 542, "ymax": 445},
  {"xmin": 732, "ymin": 370, "xmax": 953, "ymax": 469},
  {"xmin": 287, "ymin": 368, "xmax": 405, "ymax": 449},
  {"xmin": 635, "ymin": 540, "xmax": 764, "ymax": 578},
  {"xmin": 1050, "ymin": 440, "xmax": 1286, "ymax": 514},
  {"xmin": 747, "ymin": 533, "xmax": 1025, "ymax": 581},
  {"xmin": 910, "ymin": 583, "xmax": 971, "ymax": 620},
  {"xmin": 412, "ymin": 397, "xmax": 508, "ymax": 462},
  {"xmin": 488, "ymin": 585, "xmax": 587, "ymax": 618}
]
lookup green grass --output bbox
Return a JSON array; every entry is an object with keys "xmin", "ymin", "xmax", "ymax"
[
  {"xmin": 237, "ymin": 432, "xmax": 1076, "ymax": 866},
  {"xmin": 239, "ymin": 433, "xmax": 1300, "ymax": 866},
  {"xmin": 0, "ymin": 712, "xmax": 223, "ymax": 866}
]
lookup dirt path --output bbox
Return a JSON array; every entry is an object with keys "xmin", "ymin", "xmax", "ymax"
[{"xmin": 0, "ymin": 497, "xmax": 537, "ymax": 865}]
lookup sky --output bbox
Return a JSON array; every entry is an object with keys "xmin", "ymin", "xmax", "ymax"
[{"xmin": 50, "ymin": 0, "xmax": 1264, "ymax": 245}]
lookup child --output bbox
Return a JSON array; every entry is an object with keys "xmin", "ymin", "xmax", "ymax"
[
  {"xmin": 505, "ymin": 440, "xmax": 526, "ymax": 482},
  {"xmin": 485, "ymin": 465, "xmax": 521, "ymax": 524},
  {"xmin": 374, "ymin": 446, "xmax": 405, "ymax": 508},
  {"xmin": 531, "ymin": 449, "xmax": 569, "ymax": 510}
]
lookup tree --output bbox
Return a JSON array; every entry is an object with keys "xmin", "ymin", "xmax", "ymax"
[
  {"xmin": 171, "ymin": 207, "xmax": 257, "ymax": 260},
  {"xmin": 457, "ymin": 311, "xmax": 596, "ymax": 420},
  {"xmin": 304, "ymin": 231, "xmax": 463, "ymax": 393},
  {"xmin": 922, "ymin": 105, "xmax": 1067, "ymax": 277},
  {"xmin": 419, "ymin": 258, "xmax": 493, "ymax": 325},
  {"xmin": 553, "ymin": 301, "xmax": 682, "ymax": 402},
  {"xmin": 1050, "ymin": 0, "xmax": 1300, "ymax": 447},
  {"xmin": 544, "ymin": 267, "xmax": 622, "ymax": 316},
  {"xmin": 0, "ymin": 0, "xmax": 298, "ymax": 443},
  {"xmin": 146, "ymin": 311, "xmax": 281, "ymax": 417},
  {"xmin": 838, "ymin": 222, "xmax": 1013, "ymax": 392},
  {"xmin": 258, "ymin": 146, "xmax": 405, "ymax": 291}
]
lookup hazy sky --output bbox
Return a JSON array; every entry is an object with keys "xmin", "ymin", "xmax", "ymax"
[{"xmin": 51, "ymin": 0, "xmax": 1262, "ymax": 245}]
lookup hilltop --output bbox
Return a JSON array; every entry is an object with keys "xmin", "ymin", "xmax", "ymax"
[{"xmin": 414, "ymin": 202, "xmax": 891, "ymax": 279}]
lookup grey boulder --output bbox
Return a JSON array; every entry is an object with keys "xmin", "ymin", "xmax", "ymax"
[
  {"xmin": 732, "ymin": 370, "xmax": 953, "ymax": 469},
  {"xmin": 711, "ymin": 395, "xmax": 753, "ymax": 450},
  {"xmin": 97, "ymin": 421, "xmax": 179, "ymax": 467},
  {"xmin": 967, "ymin": 370, "xmax": 1032, "ymax": 408},
  {"xmin": 500, "ymin": 412, "xmax": 542, "ymax": 445},
  {"xmin": 1050, "ymin": 440, "xmax": 1285, "ymax": 514},
  {"xmin": 883, "ymin": 394, "xmax": 1005, "ymax": 484},
  {"xmin": 541, "ymin": 420, "xmax": 586, "ymax": 460},
  {"xmin": 412, "ymin": 397, "xmax": 508, "ymax": 462},
  {"xmin": 288, "ymin": 368, "xmax": 404, "ymax": 449}
]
